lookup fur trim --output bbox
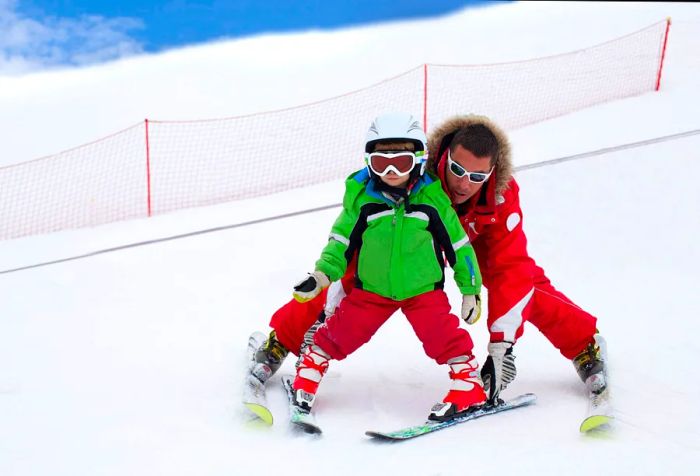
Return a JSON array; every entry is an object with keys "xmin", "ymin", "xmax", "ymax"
[{"xmin": 427, "ymin": 115, "xmax": 513, "ymax": 196}]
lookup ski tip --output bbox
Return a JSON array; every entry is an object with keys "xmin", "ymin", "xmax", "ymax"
[
  {"xmin": 294, "ymin": 422, "xmax": 323, "ymax": 435},
  {"xmin": 248, "ymin": 331, "xmax": 267, "ymax": 348},
  {"xmin": 580, "ymin": 414, "xmax": 613, "ymax": 433},
  {"xmin": 512, "ymin": 393, "xmax": 537, "ymax": 404},
  {"xmin": 290, "ymin": 410, "xmax": 323, "ymax": 435},
  {"xmin": 244, "ymin": 402, "xmax": 273, "ymax": 425},
  {"xmin": 365, "ymin": 430, "xmax": 401, "ymax": 441}
]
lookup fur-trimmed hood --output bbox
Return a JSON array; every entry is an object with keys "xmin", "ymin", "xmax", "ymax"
[{"xmin": 426, "ymin": 115, "xmax": 513, "ymax": 196}]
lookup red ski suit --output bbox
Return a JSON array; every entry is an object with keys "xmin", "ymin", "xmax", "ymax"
[
  {"xmin": 271, "ymin": 116, "xmax": 598, "ymax": 360},
  {"xmin": 434, "ymin": 162, "xmax": 597, "ymax": 359}
]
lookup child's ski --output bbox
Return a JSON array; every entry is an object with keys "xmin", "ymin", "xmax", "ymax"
[
  {"xmin": 366, "ymin": 393, "xmax": 536, "ymax": 441},
  {"xmin": 282, "ymin": 375, "xmax": 322, "ymax": 434}
]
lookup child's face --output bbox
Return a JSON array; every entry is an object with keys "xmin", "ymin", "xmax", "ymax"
[
  {"xmin": 373, "ymin": 142, "xmax": 415, "ymax": 189},
  {"xmin": 381, "ymin": 170, "xmax": 411, "ymax": 188}
]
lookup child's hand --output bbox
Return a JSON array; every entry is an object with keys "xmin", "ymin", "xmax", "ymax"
[
  {"xmin": 293, "ymin": 271, "xmax": 330, "ymax": 303},
  {"xmin": 461, "ymin": 294, "xmax": 482, "ymax": 324}
]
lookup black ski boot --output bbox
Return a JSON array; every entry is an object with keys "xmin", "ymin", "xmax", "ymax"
[
  {"xmin": 250, "ymin": 330, "xmax": 289, "ymax": 384},
  {"xmin": 572, "ymin": 334, "xmax": 606, "ymax": 392}
]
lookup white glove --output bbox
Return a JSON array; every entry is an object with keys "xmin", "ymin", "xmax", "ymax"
[
  {"xmin": 292, "ymin": 271, "xmax": 330, "ymax": 303},
  {"xmin": 298, "ymin": 280, "xmax": 346, "ymax": 354},
  {"xmin": 461, "ymin": 294, "xmax": 482, "ymax": 324},
  {"xmin": 481, "ymin": 341, "xmax": 517, "ymax": 403},
  {"xmin": 323, "ymin": 280, "xmax": 347, "ymax": 317}
]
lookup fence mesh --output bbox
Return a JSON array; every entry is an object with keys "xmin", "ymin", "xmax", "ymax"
[
  {"xmin": 0, "ymin": 124, "xmax": 147, "ymax": 238},
  {"xmin": 148, "ymin": 67, "xmax": 424, "ymax": 215},
  {"xmin": 0, "ymin": 20, "xmax": 669, "ymax": 240}
]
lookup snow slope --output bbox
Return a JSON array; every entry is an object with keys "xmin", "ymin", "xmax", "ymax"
[{"xmin": 1, "ymin": 2, "xmax": 699, "ymax": 475}]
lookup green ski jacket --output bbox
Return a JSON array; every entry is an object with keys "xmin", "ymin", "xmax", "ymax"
[{"xmin": 315, "ymin": 168, "xmax": 482, "ymax": 301}]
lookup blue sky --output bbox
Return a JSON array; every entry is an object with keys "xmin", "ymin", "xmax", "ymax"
[{"xmin": 1, "ymin": 0, "xmax": 500, "ymax": 74}]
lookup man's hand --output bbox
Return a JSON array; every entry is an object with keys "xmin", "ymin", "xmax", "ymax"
[
  {"xmin": 292, "ymin": 271, "xmax": 330, "ymax": 303},
  {"xmin": 461, "ymin": 294, "xmax": 482, "ymax": 324},
  {"xmin": 481, "ymin": 341, "xmax": 517, "ymax": 403}
]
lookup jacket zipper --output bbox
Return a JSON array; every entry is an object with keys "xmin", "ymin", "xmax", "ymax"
[{"xmin": 390, "ymin": 207, "xmax": 403, "ymax": 300}]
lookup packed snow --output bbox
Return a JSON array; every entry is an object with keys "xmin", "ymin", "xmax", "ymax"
[{"xmin": 1, "ymin": 2, "xmax": 699, "ymax": 475}]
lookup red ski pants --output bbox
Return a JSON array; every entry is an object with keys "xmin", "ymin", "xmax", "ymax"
[
  {"xmin": 313, "ymin": 288, "xmax": 473, "ymax": 365},
  {"xmin": 270, "ymin": 267, "xmax": 596, "ymax": 361},
  {"xmin": 524, "ymin": 265, "xmax": 598, "ymax": 360},
  {"xmin": 485, "ymin": 262, "xmax": 597, "ymax": 360},
  {"xmin": 269, "ymin": 288, "xmax": 328, "ymax": 356}
]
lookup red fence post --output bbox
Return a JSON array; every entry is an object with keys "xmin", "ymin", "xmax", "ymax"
[
  {"xmin": 423, "ymin": 64, "xmax": 428, "ymax": 132},
  {"xmin": 655, "ymin": 17, "xmax": 672, "ymax": 91},
  {"xmin": 144, "ymin": 119, "xmax": 153, "ymax": 217}
]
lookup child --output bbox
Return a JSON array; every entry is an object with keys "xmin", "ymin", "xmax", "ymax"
[{"xmin": 291, "ymin": 112, "xmax": 486, "ymax": 421}]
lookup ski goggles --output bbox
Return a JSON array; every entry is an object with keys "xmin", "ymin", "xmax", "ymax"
[
  {"xmin": 366, "ymin": 151, "xmax": 423, "ymax": 177},
  {"xmin": 447, "ymin": 150, "xmax": 494, "ymax": 183}
]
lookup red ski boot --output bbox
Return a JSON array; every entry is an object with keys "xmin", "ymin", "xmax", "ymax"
[
  {"xmin": 292, "ymin": 344, "xmax": 331, "ymax": 412},
  {"xmin": 429, "ymin": 354, "xmax": 486, "ymax": 422}
]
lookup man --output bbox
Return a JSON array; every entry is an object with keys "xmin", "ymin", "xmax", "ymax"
[
  {"xmin": 249, "ymin": 114, "xmax": 605, "ymax": 405},
  {"xmin": 426, "ymin": 115, "xmax": 603, "ymax": 402}
]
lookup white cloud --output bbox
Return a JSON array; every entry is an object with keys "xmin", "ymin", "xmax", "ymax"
[{"xmin": 0, "ymin": 0, "xmax": 144, "ymax": 75}]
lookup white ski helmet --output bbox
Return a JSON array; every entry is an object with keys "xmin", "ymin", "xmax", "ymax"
[{"xmin": 364, "ymin": 112, "xmax": 428, "ymax": 176}]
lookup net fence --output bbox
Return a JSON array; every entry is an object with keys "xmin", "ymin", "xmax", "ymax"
[{"xmin": 0, "ymin": 20, "xmax": 670, "ymax": 240}]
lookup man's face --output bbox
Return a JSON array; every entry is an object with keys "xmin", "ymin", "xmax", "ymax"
[
  {"xmin": 444, "ymin": 144, "xmax": 494, "ymax": 204},
  {"xmin": 373, "ymin": 141, "xmax": 415, "ymax": 188}
]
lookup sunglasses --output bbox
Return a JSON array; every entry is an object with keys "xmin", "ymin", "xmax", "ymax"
[
  {"xmin": 447, "ymin": 150, "xmax": 494, "ymax": 183},
  {"xmin": 367, "ymin": 151, "xmax": 422, "ymax": 177}
]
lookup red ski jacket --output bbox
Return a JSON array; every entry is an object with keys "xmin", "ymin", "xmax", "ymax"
[{"xmin": 428, "ymin": 115, "xmax": 597, "ymax": 357}]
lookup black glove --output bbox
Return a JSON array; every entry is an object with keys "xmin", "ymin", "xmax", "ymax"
[
  {"xmin": 481, "ymin": 341, "xmax": 516, "ymax": 404},
  {"xmin": 292, "ymin": 271, "xmax": 330, "ymax": 303}
]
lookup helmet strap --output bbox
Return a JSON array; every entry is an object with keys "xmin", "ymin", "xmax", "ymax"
[{"xmin": 369, "ymin": 167, "xmax": 421, "ymax": 204}]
